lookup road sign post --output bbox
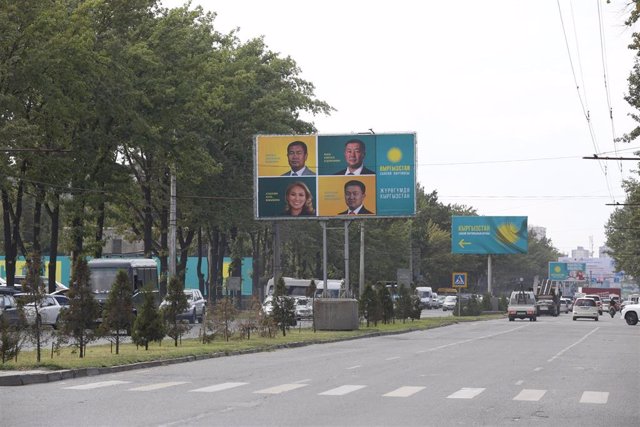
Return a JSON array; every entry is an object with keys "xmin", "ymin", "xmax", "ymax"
[{"xmin": 452, "ymin": 272, "xmax": 467, "ymax": 317}]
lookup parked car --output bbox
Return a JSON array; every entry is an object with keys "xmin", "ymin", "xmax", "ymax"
[
  {"xmin": 572, "ymin": 297, "xmax": 599, "ymax": 321},
  {"xmin": 584, "ymin": 294, "xmax": 603, "ymax": 315},
  {"xmin": 160, "ymin": 289, "xmax": 206, "ymax": 324},
  {"xmin": 294, "ymin": 297, "xmax": 313, "ymax": 320},
  {"xmin": 0, "ymin": 294, "xmax": 23, "ymax": 325},
  {"xmin": 559, "ymin": 298, "xmax": 571, "ymax": 314},
  {"xmin": 21, "ymin": 294, "xmax": 70, "ymax": 328},
  {"xmin": 442, "ymin": 296, "xmax": 457, "ymax": 311},
  {"xmin": 621, "ymin": 303, "xmax": 639, "ymax": 326}
]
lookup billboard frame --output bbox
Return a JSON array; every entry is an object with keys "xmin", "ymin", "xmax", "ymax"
[{"xmin": 253, "ymin": 133, "xmax": 417, "ymax": 221}]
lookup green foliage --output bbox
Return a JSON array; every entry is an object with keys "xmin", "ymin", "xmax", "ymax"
[
  {"xmin": 60, "ymin": 258, "xmax": 100, "ymax": 358},
  {"xmin": 359, "ymin": 284, "xmax": 379, "ymax": 327},
  {"xmin": 456, "ymin": 296, "xmax": 482, "ymax": 317},
  {"xmin": 100, "ymin": 270, "xmax": 134, "ymax": 354},
  {"xmin": 131, "ymin": 285, "xmax": 165, "ymax": 350},
  {"xmin": 378, "ymin": 285, "xmax": 395, "ymax": 324},
  {"xmin": 498, "ymin": 295, "xmax": 508, "ymax": 312},
  {"xmin": 271, "ymin": 296, "xmax": 296, "ymax": 337},
  {"xmin": 395, "ymin": 284, "xmax": 414, "ymax": 323},
  {"xmin": 482, "ymin": 293, "xmax": 493, "ymax": 311},
  {"xmin": 238, "ymin": 296, "xmax": 262, "ymax": 339},
  {"xmin": 0, "ymin": 315, "xmax": 26, "ymax": 364},
  {"xmin": 161, "ymin": 277, "xmax": 189, "ymax": 347}
]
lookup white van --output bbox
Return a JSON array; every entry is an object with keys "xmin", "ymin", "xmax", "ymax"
[{"xmin": 415, "ymin": 286, "xmax": 433, "ymax": 309}]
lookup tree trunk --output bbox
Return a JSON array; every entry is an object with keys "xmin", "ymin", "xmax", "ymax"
[
  {"xmin": 32, "ymin": 185, "xmax": 44, "ymax": 256},
  {"xmin": 94, "ymin": 200, "xmax": 105, "ymax": 259},
  {"xmin": 197, "ymin": 227, "xmax": 205, "ymax": 296},
  {"xmin": 46, "ymin": 195, "xmax": 60, "ymax": 294},
  {"xmin": 177, "ymin": 226, "xmax": 194, "ymax": 285}
]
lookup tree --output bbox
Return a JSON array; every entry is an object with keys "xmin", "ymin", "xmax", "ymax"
[
  {"xmin": 212, "ymin": 297, "xmax": 237, "ymax": 342},
  {"xmin": 161, "ymin": 277, "xmax": 189, "ymax": 347},
  {"xmin": 271, "ymin": 277, "xmax": 295, "ymax": 336},
  {"xmin": 395, "ymin": 284, "xmax": 413, "ymax": 323},
  {"xmin": 131, "ymin": 285, "xmax": 165, "ymax": 350},
  {"xmin": 238, "ymin": 296, "xmax": 262, "ymax": 339},
  {"xmin": 100, "ymin": 270, "xmax": 134, "ymax": 354},
  {"xmin": 23, "ymin": 253, "xmax": 48, "ymax": 362},
  {"xmin": 60, "ymin": 258, "xmax": 100, "ymax": 358}
]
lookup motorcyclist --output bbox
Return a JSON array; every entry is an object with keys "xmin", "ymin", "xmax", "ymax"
[{"xmin": 609, "ymin": 299, "xmax": 618, "ymax": 318}]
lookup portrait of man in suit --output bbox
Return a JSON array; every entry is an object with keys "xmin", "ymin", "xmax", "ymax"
[
  {"xmin": 339, "ymin": 180, "xmax": 374, "ymax": 215},
  {"xmin": 281, "ymin": 140, "xmax": 315, "ymax": 176},
  {"xmin": 334, "ymin": 139, "xmax": 375, "ymax": 176}
]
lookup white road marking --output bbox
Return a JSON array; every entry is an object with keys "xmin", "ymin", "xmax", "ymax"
[
  {"xmin": 129, "ymin": 382, "xmax": 188, "ymax": 391},
  {"xmin": 383, "ymin": 386, "xmax": 426, "ymax": 397},
  {"xmin": 548, "ymin": 327, "xmax": 599, "ymax": 362},
  {"xmin": 64, "ymin": 380, "xmax": 130, "ymax": 390},
  {"xmin": 385, "ymin": 357, "xmax": 400, "ymax": 361},
  {"xmin": 319, "ymin": 385, "xmax": 366, "ymax": 396},
  {"xmin": 421, "ymin": 326, "xmax": 528, "ymax": 354},
  {"xmin": 534, "ymin": 367, "xmax": 543, "ymax": 372},
  {"xmin": 346, "ymin": 365, "xmax": 361, "ymax": 370},
  {"xmin": 190, "ymin": 382, "xmax": 247, "ymax": 393},
  {"xmin": 513, "ymin": 389, "xmax": 546, "ymax": 401},
  {"xmin": 254, "ymin": 383, "xmax": 308, "ymax": 394},
  {"xmin": 515, "ymin": 380, "xmax": 524, "ymax": 385},
  {"xmin": 447, "ymin": 388, "xmax": 485, "ymax": 399},
  {"xmin": 580, "ymin": 391, "xmax": 609, "ymax": 404}
]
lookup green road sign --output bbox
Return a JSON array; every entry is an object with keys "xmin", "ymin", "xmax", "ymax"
[{"xmin": 451, "ymin": 216, "xmax": 528, "ymax": 255}]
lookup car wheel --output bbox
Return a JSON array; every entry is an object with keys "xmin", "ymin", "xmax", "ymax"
[
  {"xmin": 533, "ymin": 317, "xmax": 537, "ymax": 322},
  {"xmin": 508, "ymin": 317, "xmax": 514, "ymax": 321},
  {"xmin": 53, "ymin": 316, "xmax": 59, "ymax": 330},
  {"xmin": 625, "ymin": 311, "xmax": 638, "ymax": 326},
  {"xmin": 199, "ymin": 307, "xmax": 206, "ymax": 323},
  {"xmin": 572, "ymin": 317, "xmax": 576, "ymax": 321},
  {"xmin": 594, "ymin": 316, "xmax": 599, "ymax": 321},
  {"xmin": 189, "ymin": 308, "xmax": 196, "ymax": 324}
]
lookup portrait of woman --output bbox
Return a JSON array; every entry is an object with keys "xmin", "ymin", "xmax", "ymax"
[{"xmin": 283, "ymin": 181, "xmax": 315, "ymax": 216}]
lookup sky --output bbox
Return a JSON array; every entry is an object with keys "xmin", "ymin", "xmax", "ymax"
[{"xmin": 162, "ymin": 0, "xmax": 639, "ymax": 256}]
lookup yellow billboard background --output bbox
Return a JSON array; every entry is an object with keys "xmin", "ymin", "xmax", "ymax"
[
  {"xmin": 0, "ymin": 260, "xmax": 63, "ymax": 281},
  {"xmin": 256, "ymin": 135, "xmax": 317, "ymax": 177},
  {"xmin": 317, "ymin": 175, "xmax": 377, "ymax": 216}
]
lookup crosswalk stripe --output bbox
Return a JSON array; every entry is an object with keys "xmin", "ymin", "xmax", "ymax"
[
  {"xmin": 513, "ymin": 389, "xmax": 546, "ymax": 401},
  {"xmin": 190, "ymin": 382, "xmax": 247, "ymax": 393},
  {"xmin": 383, "ymin": 386, "xmax": 425, "ymax": 397},
  {"xmin": 129, "ymin": 382, "xmax": 188, "ymax": 391},
  {"xmin": 254, "ymin": 383, "xmax": 308, "ymax": 394},
  {"xmin": 319, "ymin": 385, "xmax": 366, "ymax": 396},
  {"xmin": 64, "ymin": 380, "xmax": 130, "ymax": 390},
  {"xmin": 580, "ymin": 391, "xmax": 609, "ymax": 404},
  {"xmin": 447, "ymin": 388, "xmax": 485, "ymax": 399}
]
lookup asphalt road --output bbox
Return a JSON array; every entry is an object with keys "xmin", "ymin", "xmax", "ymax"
[{"xmin": 2, "ymin": 313, "xmax": 638, "ymax": 427}]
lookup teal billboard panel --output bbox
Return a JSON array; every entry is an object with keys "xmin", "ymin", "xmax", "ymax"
[
  {"xmin": 549, "ymin": 262, "xmax": 568, "ymax": 280},
  {"xmin": 451, "ymin": 216, "xmax": 528, "ymax": 254}
]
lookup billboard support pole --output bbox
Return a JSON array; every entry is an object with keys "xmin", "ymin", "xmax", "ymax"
[
  {"xmin": 273, "ymin": 222, "xmax": 281, "ymax": 290},
  {"xmin": 344, "ymin": 220, "xmax": 350, "ymax": 297},
  {"xmin": 487, "ymin": 255, "xmax": 493, "ymax": 295},
  {"xmin": 322, "ymin": 221, "xmax": 328, "ymax": 297}
]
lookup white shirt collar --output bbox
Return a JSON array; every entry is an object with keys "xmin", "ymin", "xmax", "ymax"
[
  {"xmin": 291, "ymin": 166, "xmax": 307, "ymax": 176},
  {"xmin": 345, "ymin": 165, "xmax": 363, "ymax": 175}
]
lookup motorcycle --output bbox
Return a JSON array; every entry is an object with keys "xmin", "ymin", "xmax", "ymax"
[{"xmin": 609, "ymin": 303, "xmax": 618, "ymax": 318}]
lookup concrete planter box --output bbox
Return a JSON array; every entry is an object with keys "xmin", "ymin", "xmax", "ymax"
[{"xmin": 314, "ymin": 298, "xmax": 359, "ymax": 330}]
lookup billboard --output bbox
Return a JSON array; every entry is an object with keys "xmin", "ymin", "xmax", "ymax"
[
  {"xmin": 451, "ymin": 216, "xmax": 528, "ymax": 254},
  {"xmin": 549, "ymin": 262, "xmax": 586, "ymax": 281},
  {"xmin": 254, "ymin": 133, "xmax": 416, "ymax": 219}
]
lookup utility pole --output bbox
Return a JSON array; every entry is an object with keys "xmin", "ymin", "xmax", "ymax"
[{"xmin": 359, "ymin": 222, "xmax": 365, "ymax": 297}]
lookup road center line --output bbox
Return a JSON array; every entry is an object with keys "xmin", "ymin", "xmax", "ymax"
[
  {"xmin": 346, "ymin": 365, "xmax": 361, "ymax": 370},
  {"xmin": 548, "ymin": 327, "xmax": 600, "ymax": 362},
  {"xmin": 420, "ymin": 325, "xmax": 528, "ymax": 354}
]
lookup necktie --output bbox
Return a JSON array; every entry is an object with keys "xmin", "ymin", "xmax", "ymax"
[
  {"xmin": 348, "ymin": 211, "xmax": 356, "ymax": 215},
  {"xmin": 291, "ymin": 172, "xmax": 297, "ymax": 176},
  {"xmin": 347, "ymin": 172, "xmax": 354, "ymax": 175}
]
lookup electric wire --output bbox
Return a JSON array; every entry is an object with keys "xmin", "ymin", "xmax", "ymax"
[{"xmin": 557, "ymin": 0, "xmax": 615, "ymax": 202}]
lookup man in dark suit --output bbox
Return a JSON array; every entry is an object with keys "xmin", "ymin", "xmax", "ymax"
[
  {"xmin": 334, "ymin": 138, "xmax": 375, "ymax": 175},
  {"xmin": 338, "ymin": 180, "xmax": 374, "ymax": 215},
  {"xmin": 281, "ymin": 140, "xmax": 315, "ymax": 176}
]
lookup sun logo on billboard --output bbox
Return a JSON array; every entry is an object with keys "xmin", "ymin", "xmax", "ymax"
[
  {"xmin": 387, "ymin": 147, "xmax": 402, "ymax": 163},
  {"xmin": 496, "ymin": 222, "xmax": 520, "ymax": 245}
]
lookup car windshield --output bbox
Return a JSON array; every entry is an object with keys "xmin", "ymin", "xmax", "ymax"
[
  {"xmin": 444, "ymin": 296, "xmax": 456, "ymax": 302},
  {"xmin": 576, "ymin": 299, "xmax": 596, "ymax": 307},
  {"xmin": 417, "ymin": 291, "xmax": 431, "ymax": 298},
  {"xmin": 510, "ymin": 293, "xmax": 533, "ymax": 305}
]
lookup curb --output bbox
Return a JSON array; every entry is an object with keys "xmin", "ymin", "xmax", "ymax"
[{"xmin": 0, "ymin": 317, "xmax": 498, "ymax": 386}]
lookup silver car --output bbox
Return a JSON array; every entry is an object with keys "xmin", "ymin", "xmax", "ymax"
[
  {"xmin": 572, "ymin": 297, "xmax": 598, "ymax": 321},
  {"xmin": 161, "ymin": 289, "xmax": 206, "ymax": 323},
  {"xmin": 21, "ymin": 294, "xmax": 69, "ymax": 328}
]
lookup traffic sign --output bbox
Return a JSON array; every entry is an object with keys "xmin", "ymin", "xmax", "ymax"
[{"xmin": 452, "ymin": 272, "xmax": 467, "ymax": 288}]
